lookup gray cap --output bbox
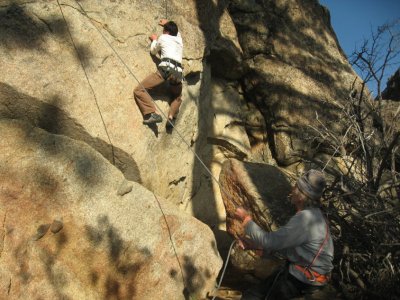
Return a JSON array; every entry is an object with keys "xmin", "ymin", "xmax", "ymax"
[{"xmin": 296, "ymin": 169, "xmax": 326, "ymax": 200}]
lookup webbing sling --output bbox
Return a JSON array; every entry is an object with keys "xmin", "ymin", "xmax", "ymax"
[{"xmin": 161, "ymin": 57, "xmax": 183, "ymax": 68}]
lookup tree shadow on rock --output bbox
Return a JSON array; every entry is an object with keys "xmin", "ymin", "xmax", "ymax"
[
  {"xmin": 12, "ymin": 214, "xmax": 147, "ymax": 299},
  {"xmin": 0, "ymin": 2, "xmax": 96, "ymax": 67},
  {"xmin": 225, "ymin": 1, "xmax": 356, "ymax": 165},
  {"xmin": 85, "ymin": 215, "xmax": 151, "ymax": 299},
  {"xmin": 242, "ymin": 162, "xmax": 293, "ymax": 228},
  {"xmin": 188, "ymin": 0, "xmax": 245, "ymax": 230},
  {"xmin": 182, "ymin": 255, "xmax": 213, "ymax": 299},
  {"xmin": 242, "ymin": 70, "xmax": 343, "ymax": 165},
  {"xmin": 12, "ymin": 219, "xmax": 71, "ymax": 299},
  {"xmin": 228, "ymin": 0, "xmax": 353, "ymax": 90},
  {"xmin": 0, "ymin": 3, "xmax": 55, "ymax": 51},
  {"xmin": 0, "ymin": 82, "xmax": 141, "ymax": 182}
]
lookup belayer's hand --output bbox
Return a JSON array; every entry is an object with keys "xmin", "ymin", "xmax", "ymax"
[
  {"xmin": 234, "ymin": 207, "xmax": 252, "ymax": 225},
  {"xmin": 159, "ymin": 19, "xmax": 168, "ymax": 26},
  {"xmin": 237, "ymin": 237, "xmax": 263, "ymax": 256},
  {"xmin": 149, "ymin": 34, "xmax": 158, "ymax": 41},
  {"xmin": 238, "ymin": 237, "xmax": 252, "ymax": 250}
]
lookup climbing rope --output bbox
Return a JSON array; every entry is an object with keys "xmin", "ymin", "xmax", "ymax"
[
  {"xmin": 71, "ymin": 0, "xmax": 242, "ymax": 209},
  {"xmin": 153, "ymin": 192, "xmax": 186, "ymax": 287},
  {"xmin": 56, "ymin": 0, "xmax": 115, "ymax": 165},
  {"xmin": 164, "ymin": 0, "xmax": 168, "ymax": 20},
  {"xmin": 265, "ymin": 267, "xmax": 284, "ymax": 300},
  {"xmin": 58, "ymin": 1, "xmax": 243, "ymax": 296},
  {"xmin": 56, "ymin": 1, "xmax": 189, "ymax": 292},
  {"xmin": 211, "ymin": 239, "xmax": 237, "ymax": 300}
]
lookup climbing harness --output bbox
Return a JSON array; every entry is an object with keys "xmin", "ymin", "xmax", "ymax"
[
  {"xmin": 161, "ymin": 57, "xmax": 183, "ymax": 68},
  {"xmin": 159, "ymin": 65, "xmax": 183, "ymax": 84},
  {"xmin": 160, "ymin": 68, "xmax": 182, "ymax": 85},
  {"xmin": 69, "ymin": 0, "xmax": 242, "ymax": 207},
  {"xmin": 56, "ymin": 1, "xmax": 243, "ymax": 296},
  {"xmin": 160, "ymin": 57, "xmax": 183, "ymax": 83},
  {"xmin": 294, "ymin": 265, "xmax": 330, "ymax": 284}
]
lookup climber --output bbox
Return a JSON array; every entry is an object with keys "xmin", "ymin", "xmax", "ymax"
[
  {"xmin": 133, "ymin": 18, "xmax": 183, "ymax": 129},
  {"xmin": 234, "ymin": 170, "xmax": 334, "ymax": 300}
]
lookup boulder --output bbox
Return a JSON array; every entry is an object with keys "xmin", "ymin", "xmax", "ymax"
[
  {"xmin": 219, "ymin": 159, "xmax": 292, "ymax": 274},
  {"xmin": 228, "ymin": 0, "xmax": 361, "ymax": 165},
  {"xmin": 0, "ymin": 119, "xmax": 222, "ymax": 299}
]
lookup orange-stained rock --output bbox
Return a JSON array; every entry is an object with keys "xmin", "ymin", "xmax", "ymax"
[{"xmin": 219, "ymin": 159, "xmax": 292, "ymax": 274}]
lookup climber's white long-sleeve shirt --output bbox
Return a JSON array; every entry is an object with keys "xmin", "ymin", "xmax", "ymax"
[{"xmin": 150, "ymin": 32, "xmax": 183, "ymax": 72}]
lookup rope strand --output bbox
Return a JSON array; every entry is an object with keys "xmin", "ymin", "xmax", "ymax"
[
  {"xmin": 164, "ymin": 0, "xmax": 168, "ymax": 19},
  {"xmin": 72, "ymin": 0, "xmax": 241, "ymax": 208},
  {"xmin": 153, "ymin": 193, "xmax": 186, "ymax": 287},
  {"xmin": 56, "ymin": 0, "xmax": 116, "ymax": 165},
  {"xmin": 211, "ymin": 240, "xmax": 237, "ymax": 300},
  {"xmin": 58, "ymin": 3, "xmax": 242, "ymax": 296}
]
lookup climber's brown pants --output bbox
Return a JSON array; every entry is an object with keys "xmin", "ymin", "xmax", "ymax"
[{"xmin": 133, "ymin": 70, "xmax": 182, "ymax": 118}]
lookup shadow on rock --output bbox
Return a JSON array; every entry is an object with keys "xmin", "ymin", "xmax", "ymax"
[
  {"xmin": 0, "ymin": 2, "xmax": 95, "ymax": 68},
  {"xmin": 85, "ymin": 215, "xmax": 150, "ymax": 299},
  {"xmin": 0, "ymin": 3, "xmax": 67, "ymax": 51},
  {"xmin": 0, "ymin": 82, "xmax": 141, "ymax": 182}
]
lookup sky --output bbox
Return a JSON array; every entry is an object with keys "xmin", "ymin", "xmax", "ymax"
[{"xmin": 318, "ymin": 0, "xmax": 400, "ymax": 96}]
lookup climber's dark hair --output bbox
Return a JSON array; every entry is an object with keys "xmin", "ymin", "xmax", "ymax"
[{"xmin": 164, "ymin": 21, "xmax": 178, "ymax": 36}]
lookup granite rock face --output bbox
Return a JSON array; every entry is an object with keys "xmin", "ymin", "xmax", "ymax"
[
  {"xmin": 0, "ymin": 0, "xmax": 250, "ymax": 227},
  {"xmin": 0, "ymin": 0, "xmax": 362, "ymax": 228},
  {"xmin": 0, "ymin": 0, "xmax": 373, "ymax": 296},
  {"xmin": 0, "ymin": 119, "xmax": 222, "ymax": 299},
  {"xmin": 227, "ymin": 0, "xmax": 359, "ymax": 165}
]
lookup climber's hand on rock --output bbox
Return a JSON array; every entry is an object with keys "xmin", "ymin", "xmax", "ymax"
[
  {"xmin": 159, "ymin": 19, "xmax": 168, "ymax": 26},
  {"xmin": 238, "ymin": 237, "xmax": 251, "ymax": 250},
  {"xmin": 149, "ymin": 34, "xmax": 158, "ymax": 41}
]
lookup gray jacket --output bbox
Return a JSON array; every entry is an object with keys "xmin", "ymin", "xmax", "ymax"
[{"xmin": 245, "ymin": 208, "xmax": 334, "ymax": 286}]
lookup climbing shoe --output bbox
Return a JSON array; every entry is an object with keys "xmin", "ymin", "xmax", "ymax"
[
  {"xmin": 143, "ymin": 113, "xmax": 162, "ymax": 125},
  {"xmin": 166, "ymin": 117, "xmax": 176, "ymax": 129}
]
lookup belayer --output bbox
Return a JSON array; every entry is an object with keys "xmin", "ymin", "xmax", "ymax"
[
  {"xmin": 133, "ymin": 19, "xmax": 183, "ymax": 129},
  {"xmin": 234, "ymin": 170, "xmax": 334, "ymax": 300}
]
